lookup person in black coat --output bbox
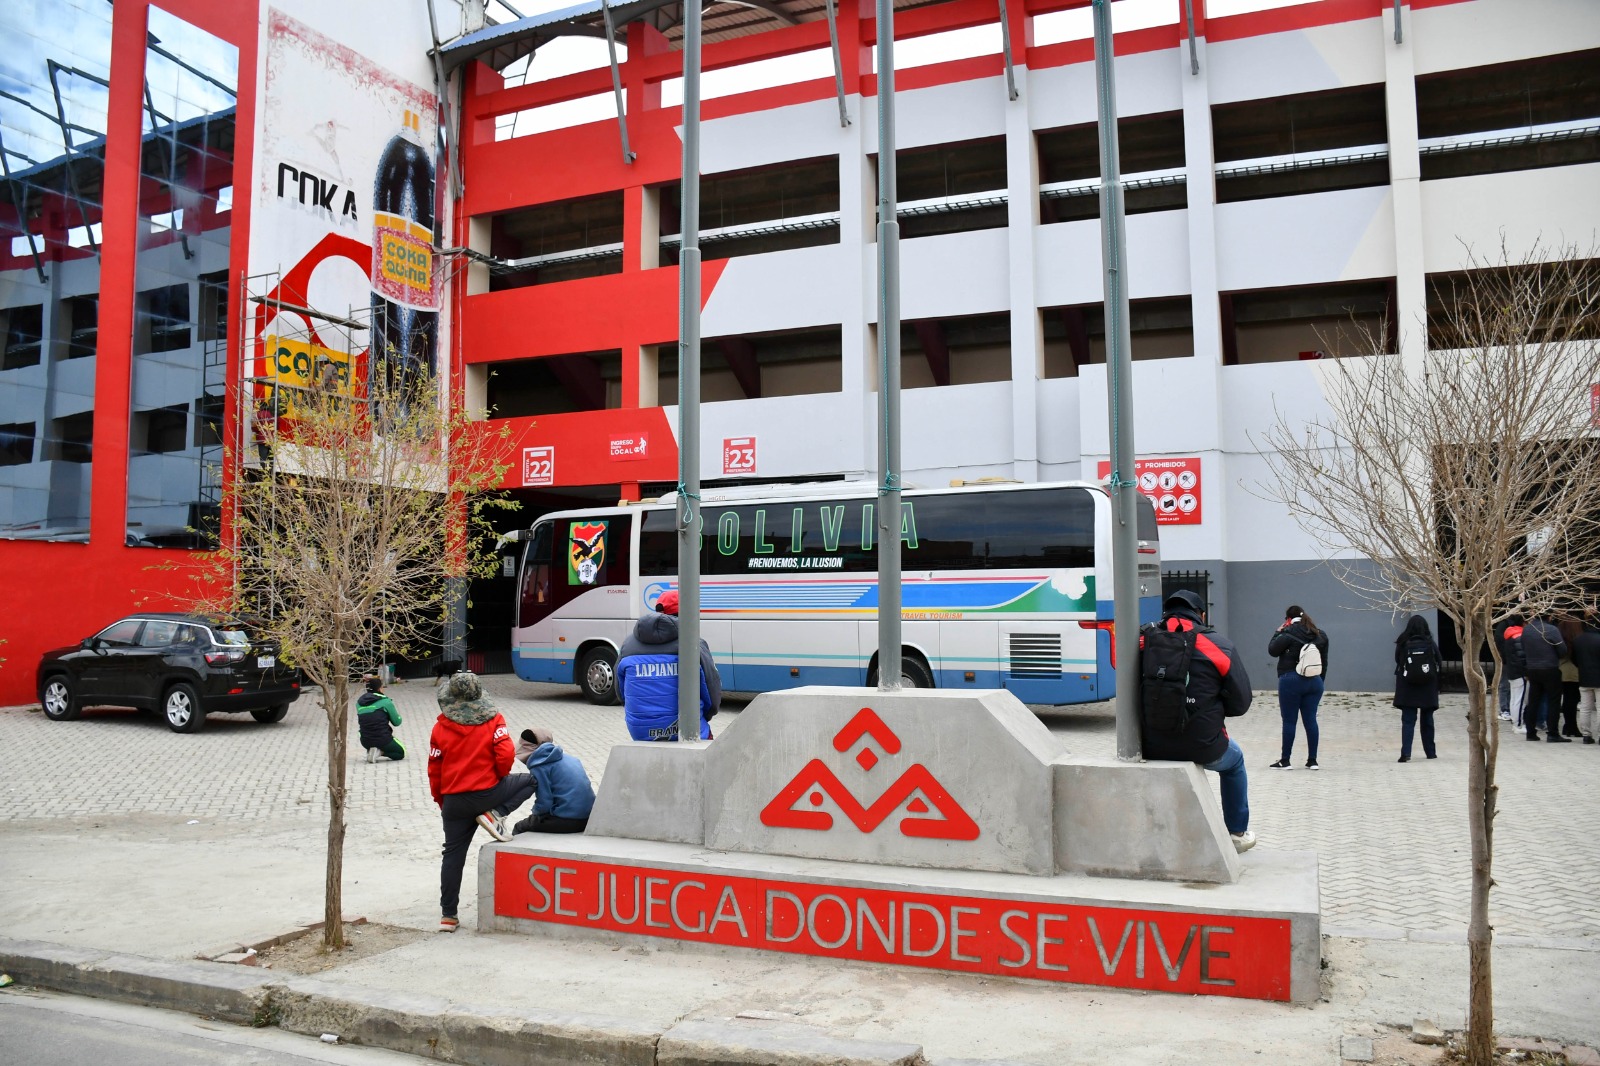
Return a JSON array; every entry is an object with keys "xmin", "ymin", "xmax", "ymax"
[
  {"xmin": 1574, "ymin": 619, "xmax": 1600, "ymax": 743},
  {"xmin": 1267, "ymin": 606, "xmax": 1331, "ymax": 769},
  {"xmin": 1521, "ymin": 615, "xmax": 1568, "ymax": 742},
  {"xmin": 1393, "ymin": 614, "xmax": 1441, "ymax": 762},
  {"xmin": 1496, "ymin": 618, "xmax": 1527, "ymax": 727}
]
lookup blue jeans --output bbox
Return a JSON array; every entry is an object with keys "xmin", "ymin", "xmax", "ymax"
[
  {"xmin": 1498, "ymin": 674, "xmax": 1510, "ymax": 716},
  {"xmin": 1278, "ymin": 672, "xmax": 1325, "ymax": 761},
  {"xmin": 1202, "ymin": 738, "xmax": 1250, "ymax": 835}
]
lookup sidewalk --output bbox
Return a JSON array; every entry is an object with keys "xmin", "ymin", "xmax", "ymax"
[{"xmin": 1, "ymin": 678, "xmax": 1596, "ymax": 1064}]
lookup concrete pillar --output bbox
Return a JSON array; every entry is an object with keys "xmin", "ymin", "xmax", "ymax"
[
  {"xmin": 841, "ymin": 67, "xmax": 873, "ymax": 480},
  {"xmin": 1384, "ymin": 1, "xmax": 1426, "ymax": 363},
  {"xmin": 1006, "ymin": 57, "xmax": 1041, "ymax": 484},
  {"xmin": 462, "ymin": 214, "xmax": 491, "ymax": 416}
]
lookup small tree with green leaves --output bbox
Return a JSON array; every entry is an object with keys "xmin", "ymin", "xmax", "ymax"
[
  {"xmin": 1263, "ymin": 242, "xmax": 1600, "ymax": 1066},
  {"xmin": 187, "ymin": 368, "xmax": 515, "ymax": 949}
]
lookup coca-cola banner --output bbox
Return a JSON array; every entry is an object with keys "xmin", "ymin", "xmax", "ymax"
[{"xmin": 252, "ymin": 9, "xmax": 440, "ymax": 399}]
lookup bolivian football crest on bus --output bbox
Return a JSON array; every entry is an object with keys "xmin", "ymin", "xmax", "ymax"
[{"xmin": 569, "ymin": 521, "xmax": 607, "ymax": 586}]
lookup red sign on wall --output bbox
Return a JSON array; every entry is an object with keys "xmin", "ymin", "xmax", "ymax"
[
  {"xmin": 522, "ymin": 446, "xmax": 554, "ymax": 487},
  {"xmin": 1096, "ymin": 457, "xmax": 1202, "ymax": 526},
  {"xmin": 494, "ymin": 853, "xmax": 1292, "ymax": 1001},
  {"xmin": 723, "ymin": 436, "xmax": 757, "ymax": 476}
]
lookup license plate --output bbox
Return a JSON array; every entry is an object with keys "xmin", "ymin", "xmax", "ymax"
[{"xmin": 257, "ymin": 655, "xmax": 276, "ymax": 668}]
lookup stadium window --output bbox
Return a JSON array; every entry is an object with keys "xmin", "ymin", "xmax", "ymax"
[
  {"xmin": 487, "ymin": 192, "xmax": 625, "ymax": 290},
  {"xmin": 0, "ymin": 421, "xmax": 35, "ymax": 466},
  {"xmin": 1426, "ymin": 260, "xmax": 1600, "ymax": 350},
  {"xmin": 1417, "ymin": 49, "xmax": 1600, "ymax": 181},
  {"xmin": 137, "ymin": 284, "xmax": 191, "ymax": 354},
  {"xmin": 661, "ymin": 325, "xmax": 843, "ymax": 401},
  {"xmin": 658, "ymin": 156, "xmax": 840, "ymax": 265},
  {"xmin": 1042, "ymin": 297, "xmax": 1195, "ymax": 377},
  {"xmin": 486, "ymin": 350, "xmax": 620, "ymax": 417},
  {"xmin": 878, "ymin": 137, "xmax": 1007, "ymax": 239},
  {"xmin": 1221, "ymin": 279, "xmax": 1394, "ymax": 365},
  {"xmin": 887, "ymin": 311, "xmax": 1013, "ymax": 389},
  {"xmin": 2, "ymin": 305, "xmax": 44, "ymax": 370},
  {"xmin": 1038, "ymin": 112, "xmax": 1187, "ymax": 224},
  {"xmin": 1212, "ymin": 85, "xmax": 1389, "ymax": 203}
]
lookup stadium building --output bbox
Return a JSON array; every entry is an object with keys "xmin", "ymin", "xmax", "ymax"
[{"xmin": 1, "ymin": 0, "xmax": 1596, "ymax": 702}]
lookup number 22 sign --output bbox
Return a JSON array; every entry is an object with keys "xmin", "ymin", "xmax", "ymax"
[
  {"xmin": 723, "ymin": 436, "xmax": 756, "ymax": 476},
  {"xmin": 522, "ymin": 446, "xmax": 554, "ymax": 487}
]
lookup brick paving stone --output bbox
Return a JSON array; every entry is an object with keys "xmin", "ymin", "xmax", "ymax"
[{"xmin": 2, "ymin": 679, "xmax": 1597, "ymax": 941}]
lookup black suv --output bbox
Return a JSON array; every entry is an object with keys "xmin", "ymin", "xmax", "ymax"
[{"xmin": 36, "ymin": 613, "xmax": 302, "ymax": 733}]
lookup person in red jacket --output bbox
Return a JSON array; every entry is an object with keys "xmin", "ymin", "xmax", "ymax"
[{"xmin": 427, "ymin": 671, "xmax": 533, "ymax": 931}]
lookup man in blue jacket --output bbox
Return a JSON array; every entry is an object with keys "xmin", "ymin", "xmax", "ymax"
[
  {"xmin": 511, "ymin": 728, "xmax": 595, "ymax": 834},
  {"xmin": 616, "ymin": 589, "xmax": 721, "ymax": 741}
]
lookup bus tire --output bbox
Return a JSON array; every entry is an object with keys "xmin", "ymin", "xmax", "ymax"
[
  {"xmin": 868, "ymin": 653, "xmax": 934, "ymax": 690},
  {"xmin": 577, "ymin": 646, "xmax": 620, "ymax": 705}
]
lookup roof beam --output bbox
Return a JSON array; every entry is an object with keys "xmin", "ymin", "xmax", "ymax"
[
  {"xmin": 913, "ymin": 320, "xmax": 950, "ymax": 388},
  {"xmin": 718, "ymin": 337, "xmax": 762, "ymax": 399},
  {"xmin": 824, "ymin": 0, "xmax": 850, "ymax": 127},
  {"xmin": 710, "ymin": 0, "xmax": 799, "ymax": 27},
  {"xmin": 600, "ymin": 0, "xmax": 637, "ymax": 164}
]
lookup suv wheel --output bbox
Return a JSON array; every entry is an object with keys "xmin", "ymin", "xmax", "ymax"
[
  {"xmin": 163, "ymin": 682, "xmax": 206, "ymax": 733},
  {"xmin": 251, "ymin": 703, "xmax": 289, "ymax": 724},
  {"xmin": 41, "ymin": 675, "xmax": 80, "ymax": 721}
]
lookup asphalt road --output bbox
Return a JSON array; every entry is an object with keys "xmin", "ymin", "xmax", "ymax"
[{"xmin": 0, "ymin": 988, "xmax": 434, "ymax": 1066}]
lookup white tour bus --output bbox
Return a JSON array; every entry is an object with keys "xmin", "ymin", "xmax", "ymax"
[{"xmin": 507, "ymin": 480, "xmax": 1161, "ymax": 706}]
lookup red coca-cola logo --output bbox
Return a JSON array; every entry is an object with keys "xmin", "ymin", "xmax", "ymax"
[{"xmin": 760, "ymin": 708, "xmax": 979, "ymax": 840}]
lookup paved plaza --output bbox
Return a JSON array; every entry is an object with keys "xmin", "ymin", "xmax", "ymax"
[{"xmin": 3, "ymin": 674, "xmax": 1597, "ymax": 943}]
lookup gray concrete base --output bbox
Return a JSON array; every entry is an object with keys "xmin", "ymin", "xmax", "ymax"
[
  {"xmin": 1053, "ymin": 757, "xmax": 1242, "ymax": 883},
  {"xmin": 478, "ymin": 834, "xmax": 1321, "ymax": 1003}
]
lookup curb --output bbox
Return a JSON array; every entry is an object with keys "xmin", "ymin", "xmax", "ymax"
[{"xmin": 0, "ymin": 937, "xmax": 1032, "ymax": 1066}]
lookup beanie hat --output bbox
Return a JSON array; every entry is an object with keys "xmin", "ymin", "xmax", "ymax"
[
  {"xmin": 364, "ymin": 675, "xmax": 383, "ymax": 693},
  {"xmin": 656, "ymin": 589, "xmax": 680, "ymax": 615}
]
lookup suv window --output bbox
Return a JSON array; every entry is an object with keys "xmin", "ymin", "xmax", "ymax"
[
  {"xmin": 138, "ymin": 620, "xmax": 199, "ymax": 646},
  {"xmin": 96, "ymin": 619, "xmax": 144, "ymax": 646},
  {"xmin": 214, "ymin": 628, "xmax": 251, "ymax": 646}
]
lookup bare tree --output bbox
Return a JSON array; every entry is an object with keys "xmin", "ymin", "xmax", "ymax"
[
  {"xmin": 185, "ymin": 370, "xmax": 515, "ymax": 950},
  {"xmin": 1262, "ymin": 242, "xmax": 1600, "ymax": 1066}
]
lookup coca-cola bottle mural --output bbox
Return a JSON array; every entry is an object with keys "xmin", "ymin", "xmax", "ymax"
[{"xmin": 370, "ymin": 108, "xmax": 438, "ymax": 402}]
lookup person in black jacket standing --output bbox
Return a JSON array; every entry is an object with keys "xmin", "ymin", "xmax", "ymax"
[
  {"xmin": 1268, "ymin": 606, "xmax": 1331, "ymax": 769},
  {"xmin": 1394, "ymin": 614, "xmax": 1441, "ymax": 762},
  {"xmin": 1140, "ymin": 590, "xmax": 1257, "ymax": 853},
  {"xmin": 1521, "ymin": 614, "xmax": 1568, "ymax": 742},
  {"xmin": 1496, "ymin": 618, "xmax": 1527, "ymax": 726}
]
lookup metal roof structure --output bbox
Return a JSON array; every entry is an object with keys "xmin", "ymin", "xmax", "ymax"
[{"xmin": 438, "ymin": 0, "xmax": 953, "ymax": 74}]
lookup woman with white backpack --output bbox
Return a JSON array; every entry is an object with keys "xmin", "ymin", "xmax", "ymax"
[
  {"xmin": 1393, "ymin": 613, "xmax": 1441, "ymax": 762},
  {"xmin": 1268, "ymin": 605, "xmax": 1331, "ymax": 769}
]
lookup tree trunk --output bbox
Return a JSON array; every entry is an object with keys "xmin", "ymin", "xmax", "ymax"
[
  {"xmin": 1462, "ymin": 620, "xmax": 1497, "ymax": 1066},
  {"xmin": 323, "ymin": 670, "xmax": 350, "ymax": 950}
]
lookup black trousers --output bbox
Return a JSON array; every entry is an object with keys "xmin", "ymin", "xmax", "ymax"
[
  {"xmin": 1560, "ymin": 681, "xmax": 1581, "ymax": 735},
  {"xmin": 1524, "ymin": 669, "xmax": 1562, "ymax": 737},
  {"xmin": 439, "ymin": 775, "xmax": 535, "ymax": 918}
]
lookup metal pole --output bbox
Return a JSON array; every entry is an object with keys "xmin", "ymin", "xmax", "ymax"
[
  {"xmin": 1092, "ymin": 0, "xmax": 1141, "ymax": 761},
  {"xmin": 600, "ymin": 0, "xmax": 637, "ymax": 164},
  {"xmin": 677, "ymin": 0, "xmax": 704, "ymax": 742},
  {"xmin": 876, "ymin": 0, "xmax": 902, "ymax": 691},
  {"xmin": 824, "ymin": 0, "xmax": 851, "ymax": 128}
]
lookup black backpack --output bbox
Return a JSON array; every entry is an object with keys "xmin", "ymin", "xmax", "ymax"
[
  {"xmin": 1140, "ymin": 621, "xmax": 1197, "ymax": 733},
  {"xmin": 1401, "ymin": 640, "xmax": 1433, "ymax": 685}
]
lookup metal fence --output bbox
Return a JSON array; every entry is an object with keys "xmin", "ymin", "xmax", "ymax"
[{"xmin": 1161, "ymin": 569, "xmax": 1211, "ymax": 612}]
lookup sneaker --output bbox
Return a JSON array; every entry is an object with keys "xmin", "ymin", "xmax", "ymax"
[
  {"xmin": 1230, "ymin": 830, "xmax": 1256, "ymax": 854},
  {"xmin": 1584, "ymin": 737, "xmax": 1595, "ymax": 745},
  {"xmin": 1498, "ymin": 712, "xmax": 1512, "ymax": 721},
  {"xmin": 1269, "ymin": 759, "xmax": 1292, "ymax": 769},
  {"xmin": 365, "ymin": 748, "xmax": 378, "ymax": 764},
  {"xmin": 1305, "ymin": 759, "xmax": 1319, "ymax": 770},
  {"xmin": 1548, "ymin": 735, "xmax": 1572, "ymax": 744},
  {"xmin": 475, "ymin": 810, "xmax": 512, "ymax": 842},
  {"xmin": 1397, "ymin": 755, "xmax": 1409, "ymax": 763},
  {"xmin": 1526, "ymin": 733, "xmax": 1542, "ymax": 741},
  {"xmin": 439, "ymin": 916, "xmax": 459, "ymax": 932}
]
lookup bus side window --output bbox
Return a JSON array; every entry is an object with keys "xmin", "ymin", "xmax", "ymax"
[{"xmin": 518, "ymin": 524, "xmax": 553, "ymax": 628}]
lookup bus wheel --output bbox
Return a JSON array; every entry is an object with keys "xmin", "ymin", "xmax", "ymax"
[
  {"xmin": 578, "ymin": 647, "xmax": 620, "ymax": 705},
  {"xmin": 868, "ymin": 654, "xmax": 934, "ymax": 690}
]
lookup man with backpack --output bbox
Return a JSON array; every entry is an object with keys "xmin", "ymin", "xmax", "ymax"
[{"xmin": 1139, "ymin": 589, "xmax": 1257, "ymax": 853}]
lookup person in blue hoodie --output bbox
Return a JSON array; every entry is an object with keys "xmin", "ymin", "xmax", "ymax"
[
  {"xmin": 616, "ymin": 589, "xmax": 721, "ymax": 742},
  {"xmin": 511, "ymin": 728, "xmax": 595, "ymax": 834},
  {"xmin": 356, "ymin": 676, "xmax": 404, "ymax": 762}
]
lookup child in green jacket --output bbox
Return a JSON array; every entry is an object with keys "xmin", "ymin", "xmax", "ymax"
[{"xmin": 356, "ymin": 676, "xmax": 405, "ymax": 762}]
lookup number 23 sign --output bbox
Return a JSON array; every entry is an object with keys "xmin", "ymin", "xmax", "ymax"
[{"xmin": 723, "ymin": 436, "xmax": 756, "ymax": 476}]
